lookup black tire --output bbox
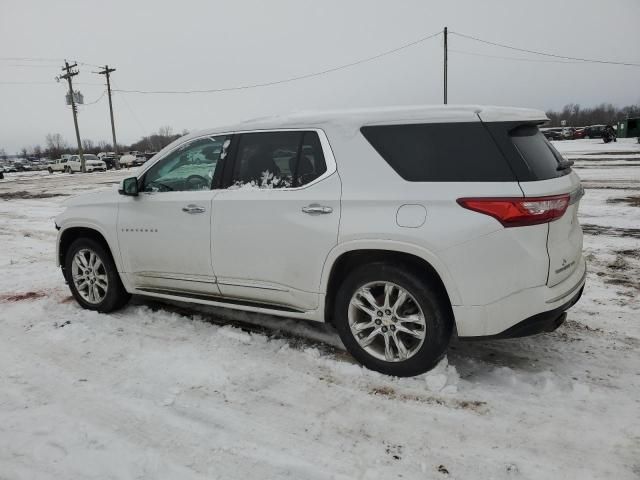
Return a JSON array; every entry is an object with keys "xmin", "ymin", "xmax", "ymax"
[
  {"xmin": 64, "ymin": 237, "xmax": 131, "ymax": 312},
  {"xmin": 333, "ymin": 262, "xmax": 453, "ymax": 377},
  {"xmin": 48, "ymin": 167, "xmax": 53, "ymax": 174}
]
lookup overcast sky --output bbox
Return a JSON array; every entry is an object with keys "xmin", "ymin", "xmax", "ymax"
[{"xmin": 1, "ymin": 0, "xmax": 639, "ymax": 154}]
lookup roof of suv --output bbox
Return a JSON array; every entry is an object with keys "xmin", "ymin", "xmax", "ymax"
[{"xmin": 191, "ymin": 105, "xmax": 548, "ymax": 138}]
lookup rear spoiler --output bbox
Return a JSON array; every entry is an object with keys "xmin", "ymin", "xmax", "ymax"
[{"xmin": 477, "ymin": 107, "xmax": 548, "ymax": 124}]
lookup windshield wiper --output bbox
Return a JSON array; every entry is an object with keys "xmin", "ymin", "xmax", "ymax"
[{"xmin": 557, "ymin": 159, "xmax": 574, "ymax": 171}]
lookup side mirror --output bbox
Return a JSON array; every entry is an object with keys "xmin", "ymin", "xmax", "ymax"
[{"xmin": 119, "ymin": 176, "xmax": 139, "ymax": 196}]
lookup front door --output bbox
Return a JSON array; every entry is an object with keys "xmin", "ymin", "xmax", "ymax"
[
  {"xmin": 117, "ymin": 135, "xmax": 231, "ymax": 295},
  {"xmin": 212, "ymin": 130, "xmax": 341, "ymax": 311}
]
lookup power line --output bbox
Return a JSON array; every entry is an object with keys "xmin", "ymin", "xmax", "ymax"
[
  {"xmin": 0, "ymin": 80, "xmax": 58, "ymax": 85},
  {"xmin": 0, "ymin": 80, "xmax": 105, "ymax": 86},
  {"xmin": 450, "ymin": 31, "xmax": 640, "ymax": 67},
  {"xmin": 448, "ymin": 48, "xmax": 585, "ymax": 64},
  {"xmin": 0, "ymin": 56, "xmax": 65, "ymax": 62},
  {"xmin": 113, "ymin": 30, "xmax": 443, "ymax": 94},
  {"xmin": 78, "ymin": 90, "xmax": 107, "ymax": 106},
  {"xmin": 112, "ymin": 81, "xmax": 151, "ymax": 137},
  {"xmin": 4, "ymin": 64, "xmax": 62, "ymax": 68}
]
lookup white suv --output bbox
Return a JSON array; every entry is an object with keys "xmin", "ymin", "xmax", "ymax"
[
  {"xmin": 67, "ymin": 154, "xmax": 107, "ymax": 173},
  {"xmin": 55, "ymin": 105, "xmax": 586, "ymax": 376}
]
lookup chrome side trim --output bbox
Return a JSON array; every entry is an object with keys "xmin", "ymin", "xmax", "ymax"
[
  {"xmin": 136, "ymin": 287, "xmax": 305, "ymax": 313},
  {"xmin": 546, "ymin": 267, "xmax": 587, "ymax": 304},
  {"xmin": 217, "ymin": 279, "xmax": 289, "ymax": 292},
  {"xmin": 137, "ymin": 272, "xmax": 217, "ymax": 284}
]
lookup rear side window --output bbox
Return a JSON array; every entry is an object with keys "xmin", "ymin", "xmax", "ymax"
[
  {"xmin": 509, "ymin": 125, "xmax": 568, "ymax": 179},
  {"xmin": 232, "ymin": 131, "xmax": 327, "ymax": 188},
  {"xmin": 360, "ymin": 123, "xmax": 515, "ymax": 182}
]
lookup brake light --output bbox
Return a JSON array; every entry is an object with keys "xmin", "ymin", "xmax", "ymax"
[{"xmin": 457, "ymin": 194, "xmax": 570, "ymax": 227}]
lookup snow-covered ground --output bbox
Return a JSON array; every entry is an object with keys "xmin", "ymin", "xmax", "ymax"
[{"xmin": 1, "ymin": 143, "xmax": 639, "ymax": 479}]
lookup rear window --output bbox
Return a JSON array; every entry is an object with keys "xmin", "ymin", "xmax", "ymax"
[
  {"xmin": 360, "ymin": 123, "xmax": 515, "ymax": 182},
  {"xmin": 509, "ymin": 125, "xmax": 569, "ymax": 179}
]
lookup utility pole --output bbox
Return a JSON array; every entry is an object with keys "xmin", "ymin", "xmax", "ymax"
[
  {"xmin": 97, "ymin": 65, "xmax": 120, "ymax": 169},
  {"xmin": 443, "ymin": 26, "xmax": 448, "ymax": 105},
  {"xmin": 60, "ymin": 60, "xmax": 85, "ymax": 172}
]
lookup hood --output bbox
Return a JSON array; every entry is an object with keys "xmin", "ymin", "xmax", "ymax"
[{"xmin": 61, "ymin": 187, "xmax": 119, "ymax": 207}]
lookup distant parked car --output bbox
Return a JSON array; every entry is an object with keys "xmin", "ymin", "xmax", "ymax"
[
  {"xmin": 100, "ymin": 155, "xmax": 118, "ymax": 169},
  {"xmin": 584, "ymin": 125, "xmax": 606, "ymax": 139},
  {"xmin": 49, "ymin": 158, "xmax": 70, "ymax": 173},
  {"xmin": 67, "ymin": 154, "xmax": 107, "ymax": 173},
  {"xmin": 541, "ymin": 128, "xmax": 564, "ymax": 141},
  {"xmin": 119, "ymin": 152, "xmax": 146, "ymax": 168},
  {"xmin": 573, "ymin": 128, "xmax": 586, "ymax": 139},
  {"xmin": 562, "ymin": 127, "xmax": 576, "ymax": 140},
  {"xmin": 12, "ymin": 162, "xmax": 32, "ymax": 172}
]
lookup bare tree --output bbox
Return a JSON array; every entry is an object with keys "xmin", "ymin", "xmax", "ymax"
[
  {"xmin": 0, "ymin": 148, "xmax": 7, "ymax": 161},
  {"xmin": 46, "ymin": 133, "xmax": 68, "ymax": 159},
  {"xmin": 158, "ymin": 125, "xmax": 173, "ymax": 138},
  {"xmin": 82, "ymin": 139, "xmax": 96, "ymax": 154},
  {"xmin": 19, "ymin": 147, "xmax": 28, "ymax": 159},
  {"xmin": 32, "ymin": 145, "xmax": 42, "ymax": 158},
  {"xmin": 545, "ymin": 103, "xmax": 640, "ymax": 127}
]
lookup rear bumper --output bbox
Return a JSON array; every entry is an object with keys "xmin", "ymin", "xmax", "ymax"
[
  {"xmin": 454, "ymin": 255, "xmax": 586, "ymax": 338},
  {"xmin": 461, "ymin": 285, "xmax": 583, "ymax": 340}
]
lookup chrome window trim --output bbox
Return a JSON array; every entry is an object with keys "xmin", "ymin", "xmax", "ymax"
[{"xmin": 136, "ymin": 128, "xmax": 337, "ymax": 192}]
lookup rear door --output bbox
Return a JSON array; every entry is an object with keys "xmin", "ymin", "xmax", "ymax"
[
  {"xmin": 211, "ymin": 129, "xmax": 340, "ymax": 311},
  {"xmin": 506, "ymin": 125, "xmax": 584, "ymax": 286}
]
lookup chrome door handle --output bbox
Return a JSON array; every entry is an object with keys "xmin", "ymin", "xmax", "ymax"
[
  {"xmin": 182, "ymin": 204, "xmax": 206, "ymax": 214},
  {"xmin": 302, "ymin": 204, "xmax": 333, "ymax": 215}
]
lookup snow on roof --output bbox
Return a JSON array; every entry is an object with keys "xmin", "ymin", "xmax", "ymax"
[{"xmin": 185, "ymin": 104, "xmax": 548, "ymax": 141}]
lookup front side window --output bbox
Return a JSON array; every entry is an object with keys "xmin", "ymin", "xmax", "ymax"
[
  {"xmin": 142, "ymin": 136, "xmax": 230, "ymax": 192},
  {"xmin": 232, "ymin": 131, "xmax": 327, "ymax": 189}
]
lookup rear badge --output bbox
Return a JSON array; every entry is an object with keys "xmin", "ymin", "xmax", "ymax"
[{"xmin": 555, "ymin": 259, "xmax": 576, "ymax": 275}]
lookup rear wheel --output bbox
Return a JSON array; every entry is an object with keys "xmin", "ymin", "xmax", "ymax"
[
  {"xmin": 48, "ymin": 167, "xmax": 53, "ymax": 174},
  {"xmin": 333, "ymin": 262, "xmax": 453, "ymax": 377},
  {"xmin": 65, "ymin": 237, "xmax": 130, "ymax": 312}
]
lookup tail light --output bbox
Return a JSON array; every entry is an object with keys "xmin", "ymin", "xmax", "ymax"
[{"xmin": 457, "ymin": 194, "xmax": 570, "ymax": 227}]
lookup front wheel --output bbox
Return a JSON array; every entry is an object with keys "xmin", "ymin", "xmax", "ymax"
[
  {"xmin": 65, "ymin": 237, "xmax": 130, "ymax": 312},
  {"xmin": 333, "ymin": 263, "xmax": 453, "ymax": 377}
]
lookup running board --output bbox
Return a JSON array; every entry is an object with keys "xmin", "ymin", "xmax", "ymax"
[{"xmin": 136, "ymin": 287, "xmax": 305, "ymax": 313}]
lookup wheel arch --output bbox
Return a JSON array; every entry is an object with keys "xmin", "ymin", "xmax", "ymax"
[
  {"xmin": 321, "ymin": 241, "xmax": 461, "ymax": 324},
  {"xmin": 57, "ymin": 226, "xmax": 121, "ymax": 283}
]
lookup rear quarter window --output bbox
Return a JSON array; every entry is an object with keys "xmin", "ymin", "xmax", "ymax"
[
  {"xmin": 509, "ymin": 125, "xmax": 569, "ymax": 179},
  {"xmin": 360, "ymin": 123, "xmax": 515, "ymax": 182},
  {"xmin": 482, "ymin": 122, "xmax": 570, "ymax": 181}
]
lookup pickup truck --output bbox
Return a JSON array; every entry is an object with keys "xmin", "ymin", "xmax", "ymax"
[
  {"xmin": 49, "ymin": 155, "xmax": 107, "ymax": 173},
  {"xmin": 48, "ymin": 158, "xmax": 70, "ymax": 173}
]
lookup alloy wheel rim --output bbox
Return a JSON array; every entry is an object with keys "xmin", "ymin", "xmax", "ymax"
[
  {"xmin": 71, "ymin": 248, "xmax": 108, "ymax": 304},
  {"xmin": 348, "ymin": 281, "xmax": 427, "ymax": 362}
]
